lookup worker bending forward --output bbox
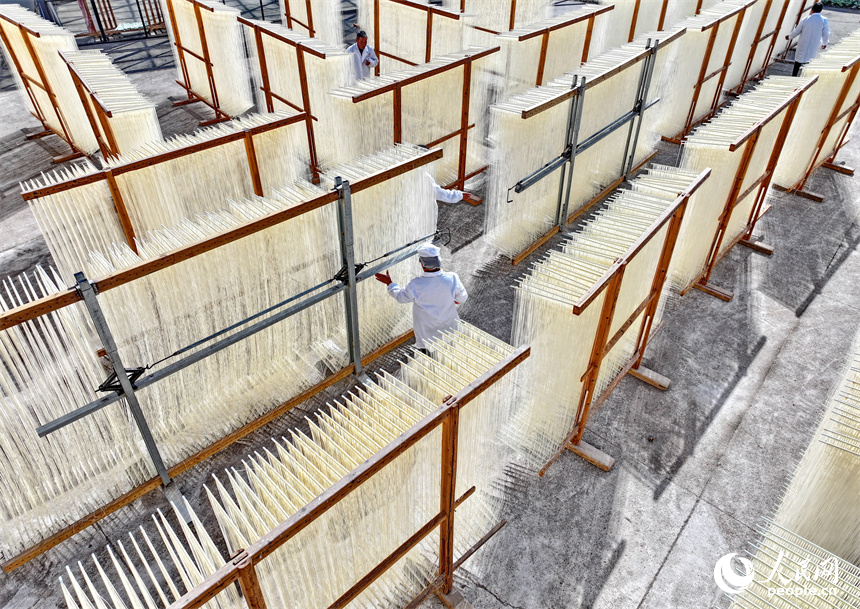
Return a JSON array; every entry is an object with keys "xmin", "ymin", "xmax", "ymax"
[{"xmin": 375, "ymin": 244, "xmax": 467, "ymax": 353}]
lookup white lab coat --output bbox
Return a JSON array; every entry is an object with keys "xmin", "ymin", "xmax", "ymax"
[
  {"xmin": 789, "ymin": 13, "xmax": 829, "ymax": 64},
  {"xmin": 434, "ymin": 183, "xmax": 463, "ymax": 203},
  {"xmin": 347, "ymin": 43, "xmax": 379, "ymax": 80},
  {"xmin": 387, "ymin": 270, "xmax": 468, "ymax": 349}
]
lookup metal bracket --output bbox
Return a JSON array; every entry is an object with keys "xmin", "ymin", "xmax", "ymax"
[{"xmin": 97, "ymin": 368, "xmax": 146, "ymax": 393}]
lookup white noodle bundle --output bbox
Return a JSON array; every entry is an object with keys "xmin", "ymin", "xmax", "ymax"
[
  {"xmin": 508, "ymin": 166, "xmax": 703, "ymax": 466},
  {"xmin": 329, "ymin": 48, "xmax": 493, "ymax": 185},
  {"xmin": 494, "ymin": 4, "xmax": 608, "ymax": 98},
  {"xmin": 772, "ymin": 29, "xmax": 860, "ymax": 190},
  {"xmin": 24, "ymin": 113, "xmax": 306, "ymax": 282},
  {"xmin": 0, "ymin": 145, "xmax": 436, "ymax": 558},
  {"xmin": 57, "ymin": 323, "xmax": 521, "ymax": 609},
  {"xmin": 774, "ymin": 337, "xmax": 860, "ymax": 563},
  {"xmin": 726, "ymin": 523, "xmax": 860, "ymax": 608},
  {"xmin": 484, "ymin": 45, "xmax": 654, "ymax": 259},
  {"xmin": 61, "ymin": 49, "xmax": 162, "ymax": 157},
  {"xmin": 591, "ymin": 0, "xmax": 664, "ymax": 54},
  {"xmin": 0, "ymin": 268, "xmax": 150, "ymax": 558},
  {"xmin": 0, "ymin": 4, "xmax": 98, "ymax": 153},
  {"xmin": 671, "ymin": 75, "xmax": 815, "ymax": 291},
  {"xmin": 356, "ymin": 0, "xmax": 467, "ymax": 74},
  {"xmin": 161, "ymin": 0, "xmax": 253, "ymax": 117},
  {"xmin": 723, "ymin": 0, "xmax": 769, "ymax": 91},
  {"xmin": 279, "ymin": 0, "xmax": 342, "ymax": 45},
  {"xmin": 242, "ymin": 20, "xmax": 351, "ymax": 168},
  {"xmin": 59, "ymin": 504, "xmax": 245, "ymax": 609}
]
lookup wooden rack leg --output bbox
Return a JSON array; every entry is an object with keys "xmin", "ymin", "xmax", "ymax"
[
  {"xmin": 628, "ymin": 366, "xmax": 671, "ymax": 390},
  {"xmin": 823, "ymin": 162, "xmax": 855, "ymax": 176},
  {"xmin": 692, "ymin": 281, "xmax": 734, "ymax": 301},
  {"xmin": 436, "ymin": 588, "xmax": 475, "ymax": 609},
  {"xmin": 739, "ymin": 238, "xmax": 774, "ymax": 255}
]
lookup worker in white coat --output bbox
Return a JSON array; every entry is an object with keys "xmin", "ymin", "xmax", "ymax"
[
  {"xmin": 787, "ymin": 3, "xmax": 829, "ymax": 77},
  {"xmin": 374, "ymin": 244, "xmax": 467, "ymax": 353},
  {"xmin": 347, "ymin": 31, "xmax": 379, "ymax": 81}
]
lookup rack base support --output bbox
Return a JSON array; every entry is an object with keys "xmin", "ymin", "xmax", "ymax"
[
  {"xmin": 824, "ymin": 162, "xmax": 855, "ymax": 176},
  {"xmin": 567, "ymin": 440, "xmax": 616, "ymax": 472},
  {"xmin": 740, "ymin": 238, "xmax": 775, "ymax": 255},
  {"xmin": 693, "ymin": 281, "xmax": 734, "ymax": 302},
  {"xmin": 437, "ymin": 588, "xmax": 475, "ymax": 609},
  {"xmin": 629, "ymin": 365, "xmax": 671, "ymax": 391}
]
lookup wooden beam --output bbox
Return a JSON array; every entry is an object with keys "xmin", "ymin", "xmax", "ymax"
[
  {"xmin": 629, "ymin": 366, "xmax": 671, "ymax": 390},
  {"xmin": 535, "ymin": 31, "xmax": 549, "ymax": 86},
  {"xmin": 628, "ymin": 0, "xmax": 641, "ymax": 43},
  {"xmin": 243, "ymin": 131, "xmax": 264, "ymax": 196},
  {"xmin": 439, "ymin": 406, "xmax": 459, "ymax": 595},
  {"xmin": 567, "ymin": 440, "xmax": 615, "ymax": 471},
  {"xmin": 105, "ymin": 170, "xmax": 138, "ymax": 252},
  {"xmin": 692, "ymin": 281, "xmax": 734, "ymax": 301},
  {"xmin": 456, "ymin": 61, "xmax": 471, "ymax": 190},
  {"xmin": 236, "ymin": 554, "xmax": 268, "ymax": 609}
]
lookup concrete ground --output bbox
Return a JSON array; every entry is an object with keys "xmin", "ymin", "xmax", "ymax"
[{"xmin": 1, "ymin": 6, "xmax": 860, "ymax": 609}]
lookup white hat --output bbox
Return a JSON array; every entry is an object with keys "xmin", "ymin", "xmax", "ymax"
[
  {"xmin": 417, "ymin": 243, "xmax": 441, "ymax": 268},
  {"xmin": 417, "ymin": 243, "xmax": 440, "ymax": 258}
]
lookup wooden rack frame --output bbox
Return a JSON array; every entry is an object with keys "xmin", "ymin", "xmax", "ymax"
[
  {"xmin": 60, "ymin": 50, "xmax": 123, "ymax": 160},
  {"xmin": 683, "ymin": 78, "xmax": 816, "ymax": 302},
  {"xmin": 239, "ymin": 18, "xmax": 325, "ymax": 182},
  {"xmin": 165, "ymin": 345, "xmax": 529, "ymax": 609},
  {"xmin": 163, "ymin": 0, "xmax": 231, "ymax": 125},
  {"xmin": 0, "ymin": 13, "xmax": 85, "ymax": 162},
  {"xmin": 367, "ymin": 0, "xmax": 462, "ymax": 76},
  {"xmin": 728, "ymin": 0, "xmax": 792, "ymax": 95},
  {"xmin": 21, "ymin": 114, "xmax": 307, "ymax": 255},
  {"xmin": 347, "ymin": 46, "xmax": 499, "ymax": 191},
  {"xmin": 0, "ymin": 148, "xmax": 443, "ymax": 572},
  {"xmin": 508, "ymin": 37, "xmax": 676, "ymax": 266},
  {"xmin": 538, "ymin": 169, "xmax": 711, "ymax": 475},
  {"xmin": 503, "ymin": 4, "xmax": 612, "ymax": 88},
  {"xmin": 281, "ymin": 0, "xmax": 316, "ymax": 37},
  {"xmin": 776, "ymin": 57, "xmax": 860, "ymax": 202},
  {"xmin": 663, "ymin": 2, "xmax": 751, "ymax": 145}
]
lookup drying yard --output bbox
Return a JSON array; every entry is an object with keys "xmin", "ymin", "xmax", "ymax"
[{"xmin": 2, "ymin": 2, "xmax": 860, "ymax": 609}]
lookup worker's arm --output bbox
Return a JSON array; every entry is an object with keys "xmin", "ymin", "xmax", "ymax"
[
  {"xmin": 375, "ymin": 271, "xmax": 416, "ymax": 303},
  {"xmin": 434, "ymin": 184, "xmax": 463, "ymax": 203},
  {"xmin": 453, "ymin": 274, "xmax": 468, "ymax": 305},
  {"xmin": 822, "ymin": 18, "xmax": 830, "ymax": 48},
  {"xmin": 366, "ymin": 47, "xmax": 379, "ymax": 69},
  {"xmin": 787, "ymin": 21, "xmax": 803, "ymax": 41}
]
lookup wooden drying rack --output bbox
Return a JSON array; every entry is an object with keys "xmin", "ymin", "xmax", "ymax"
[
  {"xmin": 774, "ymin": 56, "xmax": 860, "ymax": 203},
  {"xmin": 682, "ymin": 77, "xmax": 817, "ymax": 302},
  {"xmin": 728, "ymin": 0, "xmax": 793, "ymax": 95},
  {"xmin": 281, "ymin": 0, "xmax": 315, "ymax": 37},
  {"xmin": 20, "ymin": 114, "xmax": 307, "ymax": 255},
  {"xmin": 368, "ymin": 0, "xmax": 462, "ymax": 75},
  {"xmin": 347, "ymin": 46, "xmax": 499, "ymax": 192},
  {"xmin": 0, "ymin": 148, "xmax": 444, "ymax": 572},
  {"xmin": 165, "ymin": 345, "xmax": 529, "ymax": 609},
  {"xmin": 0, "ymin": 13, "xmax": 85, "ymax": 163},
  {"xmin": 508, "ymin": 34, "xmax": 686, "ymax": 266},
  {"xmin": 163, "ymin": 0, "xmax": 232, "ymax": 125},
  {"xmin": 663, "ymin": 1, "xmax": 751, "ymax": 145},
  {"xmin": 60, "ymin": 50, "xmax": 124, "ymax": 160},
  {"xmin": 538, "ymin": 169, "xmax": 712, "ymax": 475},
  {"xmin": 239, "ymin": 17, "xmax": 325, "ymax": 182},
  {"xmin": 506, "ymin": 4, "xmax": 611, "ymax": 87}
]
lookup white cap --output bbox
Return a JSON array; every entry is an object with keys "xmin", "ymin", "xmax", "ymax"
[
  {"xmin": 417, "ymin": 243, "xmax": 441, "ymax": 268},
  {"xmin": 417, "ymin": 243, "xmax": 440, "ymax": 258}
]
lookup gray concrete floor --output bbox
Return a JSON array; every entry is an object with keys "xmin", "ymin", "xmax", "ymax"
[{"xmin": 2, "ymin": 6, "xmax": 860, "ymax": 609}]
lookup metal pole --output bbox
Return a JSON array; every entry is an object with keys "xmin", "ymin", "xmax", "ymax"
[
  {"xmin": 558, "ymin": 77, "xmax": 586, "ymax": 230},
  {"xmin": 88, "ymin": 0, "xmax": 108, "ymax": 42},
  {"xmin": 553, "ymin": 77, "xmax": 578, "ymax": 228},
  {"xmin": 335, "ymin": 178, "xmax": 365, "ymax": 380},
  {"xmin": 74, "ymin": 273, "xmax": 171, "ymax": 486},
  {"xmin": 624, "ymin": 40, "xmax": 659, "ymax": 178}
]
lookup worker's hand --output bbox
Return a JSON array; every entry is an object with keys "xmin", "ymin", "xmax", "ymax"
[
  {"xmin": 822, "ymin": 45, "xmax": 827, "ymax": 50},
  {"xmin": 365, "ymin": 59, "xmax": 371, "ymax": 66},
  {"xmin": 462, "ymin": 192, "xmax": 479, "ymax": 204},
  {"xmin": 454, "ymin": 301, "xmax": 459, "ymax": 305},
  {"xmin": 375, "ymin": 271, "xmax": 392, "ymax": 285}
]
